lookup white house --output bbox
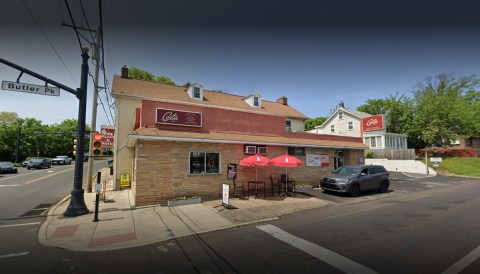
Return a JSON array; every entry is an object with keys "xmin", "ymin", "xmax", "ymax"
[{"xmin": 308, "ymin": 102, "xmax": 408, "ymax": 150}]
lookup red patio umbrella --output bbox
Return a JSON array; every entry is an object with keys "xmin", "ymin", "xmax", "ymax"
[
  {"xmin": 268, "ymin": 154, "xmax": 303, "ymax": 195},
  {"xmin": 239, "ymin": 154, "xmax": 270, "ymax": 181}
]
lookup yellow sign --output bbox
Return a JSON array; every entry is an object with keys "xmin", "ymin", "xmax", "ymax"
[{"xmin": 120, "ymin": 173, "xmax": 130, "ymax": 188}]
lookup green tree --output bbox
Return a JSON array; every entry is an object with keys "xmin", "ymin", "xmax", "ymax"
[
  {"xmin": 128, "ymin": 67, "xmax": 175, "ymax": 85},
  {"xmin": 409, "ymin": 73, "xmax": 480, "ymax": 147},
  {"xmin": 304, "ymin": 117, "xmax": 327, "ymax": 130}
]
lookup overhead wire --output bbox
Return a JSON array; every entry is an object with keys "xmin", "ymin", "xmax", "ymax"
[
  {"xmin": 21, "ymin": 0, "xmax": 78, "ymax": 86},
  {"xmin": 63, "ymin": 0, "xmax": 84, "ymax": 52}
]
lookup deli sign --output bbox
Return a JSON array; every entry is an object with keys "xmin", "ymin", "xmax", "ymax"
[
  {"xmin": 101, "ymin": 126, "xmax": 115, "ymax": 148},
  {"xmin": 362, "ymin": 114, "xmax": 384, "ymax": 132},
  {"xmin": 156, "ymin": 108, "xmax": 202, "ymax": 127}
]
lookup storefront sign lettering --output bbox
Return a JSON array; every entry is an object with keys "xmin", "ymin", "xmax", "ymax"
[
  {"xmin": 362, "ymin": 114, "xmax": 384, "ymax": 132},
  {"xmin": 156, "ymin": 108, "xmax": 202, "ymax": 127}
]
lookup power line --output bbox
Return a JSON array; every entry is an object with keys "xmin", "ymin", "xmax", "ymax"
[
  {"xmin": 21, "ymin": 0, "xmax": 78, "ymax": 86},
  {"xmin": 63, "ymin": 0, "xmax": 83, "ymax": 52},
  {"xmin": 78, "ymin": 0, "xmax": 96, "ymax": 43}
]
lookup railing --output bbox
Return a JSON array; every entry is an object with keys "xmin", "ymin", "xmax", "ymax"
[{"xmin": 366, "ymin": 148, "xmax": 416, "ymax": 160}]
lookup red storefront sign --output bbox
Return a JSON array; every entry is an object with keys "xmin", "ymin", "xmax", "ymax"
[
  {"xmin": 362, "ymin": 114, "xmax": 384, "ymax": 132},
  {"xmin": 156, "ymin": 108, "xmax": 202, "ymax": 127},
  {"xmin": 101, "ymin": 127, "xmax": 115, "ymax": 148}
]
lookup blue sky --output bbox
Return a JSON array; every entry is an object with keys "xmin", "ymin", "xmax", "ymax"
[{"xmin": 1, "ymin": 0, "xmax": 480, "ymax": 128}]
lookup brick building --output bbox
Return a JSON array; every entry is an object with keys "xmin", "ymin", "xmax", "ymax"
[{"xmin": 111, "ymin": 67, "xmax": 367, "ymax": 206}]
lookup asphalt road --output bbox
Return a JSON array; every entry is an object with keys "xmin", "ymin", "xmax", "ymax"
[{"xmin": 1, "ymin": 170, "xmax": 479, "ymax": 273}]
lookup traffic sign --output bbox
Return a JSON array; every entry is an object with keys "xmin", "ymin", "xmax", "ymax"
[{"xmin": 1, "ymin": 80, "xmax": 60, "ymax": 96}]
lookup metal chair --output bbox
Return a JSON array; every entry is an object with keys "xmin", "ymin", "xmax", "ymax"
[
  {"xmin": 269, "ymin": 174, "xmax": 282, "ymax": 196},
  {"xmin": 232, "ymin": 179, "xmax": 246, "ymax": 199},
  {"xmin": 280, "ymin": 174, "xmax": 296, "ymax": 196}
]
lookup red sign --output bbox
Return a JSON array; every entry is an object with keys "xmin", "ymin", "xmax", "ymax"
[
  {"xmin": 101, "ymin": 127, "xmax": 115, "ymax": 148},
  {"xmin": 156, "ymin": 108, "xmax": 202, "ymax": 127},
  {"xmin": 362, "ymin": 114, "xmax": 384, "ymax": 132}
]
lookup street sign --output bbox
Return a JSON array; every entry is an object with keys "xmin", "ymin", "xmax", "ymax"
[{"xmin": 1, "ymin": 80, "xmax": 60, "ymax": 96}]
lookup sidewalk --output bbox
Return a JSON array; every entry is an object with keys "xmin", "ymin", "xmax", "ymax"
[{"xmin": 39, "ymin": 169, "xmax": 329, "ymax": 252}]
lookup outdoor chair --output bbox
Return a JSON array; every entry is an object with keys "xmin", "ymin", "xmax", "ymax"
[
  {"xmin": 269, "ymin": 174, "xmax": 282, "ymax": 196},
  {"xmin": 232, "ymin": 179, "xmax": 246, "ymax": 199},
  {"xmin": 281, "ymin": 174, "xmax": 296, "ymax": 196}
]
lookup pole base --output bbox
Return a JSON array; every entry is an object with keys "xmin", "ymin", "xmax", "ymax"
[{"xmin": 63, "ymin": 189, "xmax": 89, "ymax": 217}]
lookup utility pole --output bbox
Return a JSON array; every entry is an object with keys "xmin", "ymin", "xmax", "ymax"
[
  {"xmin": 86, "ymin": 26, "xmax": 102, "ymax": 193},
  {"xmin": 62, "ymin": 23, "xmax": 102, "ymax": 193}
]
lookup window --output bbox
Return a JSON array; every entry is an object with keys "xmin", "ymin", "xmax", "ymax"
[
  {"xmin": 254, "ymin": 96, "xmax": 259, "ymax": 107},
  {"xmin": 288, "ymin": 147, "xmax": 305, "ymax": 156},
  {"xmin": 338, "ymin": 111, "xmax": 343, "ymax": 119},
  {"xmin": 244, "ymin": 145, "xmax": 257, "ymax": 154},
  {"xmin": 244, "ymin": 145, "xmax": 267, "ymax": 155},
  {"xmin": 189, "ymin": 152, "xmax": 220, "ymax": 174},
  {"xmin": 348, "ymin": 121, "xmax": 354, "ymax": 130},
  {"xmin": 286, "ymin": 120, "xmax": 292, "ymax": 132},
  {"xmin": 257, "ymin": 146, "xmax": 267, "ymax": 154},
  {"xmin": 330, "ymin": 125, "xmax": 335, "ymax": 133},
  {"xmin": 193, "ymin": 87, "xmax": 201, "ymax": 99}
]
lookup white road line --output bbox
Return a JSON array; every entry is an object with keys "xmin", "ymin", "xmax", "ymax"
[
  {"xmin": 257, "ymin": 224, "xmax": 378, "ymax": 274},
  {"xmin": 0, "ymin": 185, "xmax": 21, "ymax": 187},
  {"xmin": 0, "ymin": 251, "xmax": 29, "ymax": 259},
  {"xmin": 442, "ymin": 245, "xmax": 480, "ymax": 274},
  {"xmin": 0, "ymin": 222, "xmax": 42, "ymax": 228}
]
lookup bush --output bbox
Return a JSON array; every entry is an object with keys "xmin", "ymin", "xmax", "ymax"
[{"xmin": 365, "ymin": 151, "xmax": 374, "ymax": 158}]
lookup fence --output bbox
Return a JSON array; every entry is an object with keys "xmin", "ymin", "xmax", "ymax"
[{"xmin": 366, "ymin": 149, "xmax": 416, "ymax": 160}]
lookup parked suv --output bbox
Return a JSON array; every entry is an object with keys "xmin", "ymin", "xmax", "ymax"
[
  {"xmin": 26, "ymin": 158, "xmax": 51, "ymax": 169},
  {"xmin": 320, "ymin": 165, "xmax": 390, "ymax": 197}
]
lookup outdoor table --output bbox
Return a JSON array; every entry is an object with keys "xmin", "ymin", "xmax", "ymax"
[{"xmin": 248, "ymin": 181, "xmax": 266, "ymax": 198}]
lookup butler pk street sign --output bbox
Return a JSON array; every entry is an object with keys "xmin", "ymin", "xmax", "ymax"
[{"xmin": 2, "ymin": 80, "xmax": 60, "ymax": 96}]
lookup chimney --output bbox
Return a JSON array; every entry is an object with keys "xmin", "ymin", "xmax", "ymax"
[
  {"xmin": 277, "ymin": 96, "xmax": 288, "ymax": 106},
  {"xmin": 339, "ymin": 101, "xmax": 345, "ymax": 108},
  {"xmin": 121, "ymin": 65, "xmax": 129, "ymax": 79}
]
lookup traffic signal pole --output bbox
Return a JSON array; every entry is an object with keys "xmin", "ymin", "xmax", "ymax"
[
  {"xmin": 63, "ymin": 48, "xmax": 90, "ymax": 216},
  {"xmin": 0, "ymin": 49, "xmax": 90, "ymax": 217}
]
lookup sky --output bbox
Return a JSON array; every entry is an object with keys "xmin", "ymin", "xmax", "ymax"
[{"xmin": 1, "ymin": 0, "xmax": 480, "ymax": 129}]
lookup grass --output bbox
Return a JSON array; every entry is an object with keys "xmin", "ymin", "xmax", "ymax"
[{"xmin": 436, "ymin": 157, "xmax": 480, "ymax": 177}]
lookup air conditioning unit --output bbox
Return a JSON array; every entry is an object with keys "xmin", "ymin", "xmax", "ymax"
[
  {"xmin": 244, "ymin": 145, "xmax": 256, "ymax": 154},
  {"xmin": 257, "ymin": 146, "xmax": 267, "ymax": 154}
]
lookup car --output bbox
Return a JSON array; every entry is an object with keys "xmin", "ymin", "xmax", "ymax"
[
  {"xmin": 26, "ymin": 158, "xmax": 51, "ymax": 169},
  {"xmin": 52, "ymin": 155, "xmax": 72, "ymax": 165},
  {"xmin": 320, "ymin": 164, "xmax": 390, "ymax": 197},
  {"xmin": 0, "ymin": 162, "xmax": 18, "ymax": 174}
]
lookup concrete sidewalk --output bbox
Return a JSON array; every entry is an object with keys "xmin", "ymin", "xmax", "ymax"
[{"xmin": 39, "ymin": 168, "xmax": 329, "ymax": 252}]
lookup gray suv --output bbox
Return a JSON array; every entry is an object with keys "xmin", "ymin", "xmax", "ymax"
[{"xmin": 320, "ymin": 165, "xmax": 390, "ymax": 197}]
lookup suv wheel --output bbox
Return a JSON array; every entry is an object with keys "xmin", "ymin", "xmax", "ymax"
[
  {"xmin": 349, "ymin": 184, "xmax": 360, "ymax": 197},
  {"xmin": 379, "ymin": 181, "xmax": 389, "ymax": 193}
]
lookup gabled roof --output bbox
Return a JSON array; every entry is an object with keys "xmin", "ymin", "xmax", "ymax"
[
  {"xmin": 314, "ymin": 107, "xmax": 371, "ymax": 129},
  {"xmin": 112, "ymin": 75, "xmax": 308, "ymax": 119}
]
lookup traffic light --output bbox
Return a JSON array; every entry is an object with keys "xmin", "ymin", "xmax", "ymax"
[
  {"xmin": 92, "ymin": 132, "xmax": 103, "ymax": 157},
  {"xmin": 73, "ymin": 139, "xmax": 77, "ymax": 156}
]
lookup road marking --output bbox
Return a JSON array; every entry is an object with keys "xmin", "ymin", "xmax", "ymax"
[
  {"xmin": 0, "ymin": 222, "xmax": 42, "ymax": 228},
  {"xmin": 22, "ymin": 168, "xmax": 74, "ymax": 185},
  {"xmin": 0, "ymin": 251, "xmax": 29, "ymax": 259},
  {"xmin": 257, "ymin": 224, "xmax": 378, "ymax": 274},
  {"xmin": 442, "ymin": 245, "xmax": 480, "ymax": 274},
  {"xmin": 0, "ymin": 184, "xmax": 21, "ymax": 187}
]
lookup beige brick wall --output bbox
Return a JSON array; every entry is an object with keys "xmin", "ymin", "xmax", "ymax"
[{"xmin": 132, "ymin": 140, "xmax": 363, "ymax": 206}]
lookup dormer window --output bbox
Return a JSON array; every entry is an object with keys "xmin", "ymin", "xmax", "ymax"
[
  {"xmin": 244, "ymin": 93, "xmax": 262, "ymax": 108},
  {"xmin": 193, "ymin": 87, "xmax": 201, "ymax": 99},
  {"xmin": 186, "ymin": 83, "xmax": 203, "ymax": 100}
]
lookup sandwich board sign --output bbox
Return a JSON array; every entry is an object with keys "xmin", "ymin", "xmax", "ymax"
[{"xmin": 2, "ymin": 81, "xmax": 60, "ymax": 96}]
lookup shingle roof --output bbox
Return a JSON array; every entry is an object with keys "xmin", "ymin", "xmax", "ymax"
[
  {"xmin": 112, "ymin": 75, "xmax": 308, "ymax": 119},
  {"xmin": 129, "ymin": 127, "xmax": 367, "ymax": 150}
]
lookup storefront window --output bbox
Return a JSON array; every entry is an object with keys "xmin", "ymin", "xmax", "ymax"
[
  {"xmin": 288, "ymin": 147, "xmax": 305, "ymax": 156},
  {"xmin": 189, "ymin": 152, "xmax": 220, "ymax": 174}
]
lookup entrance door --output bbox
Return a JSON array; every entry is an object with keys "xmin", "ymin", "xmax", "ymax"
[{"xmin": 334, "ymin": 156, "xmax": 344, "ymax": 169}]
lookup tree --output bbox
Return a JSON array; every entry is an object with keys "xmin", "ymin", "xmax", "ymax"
[
  {"xmin": 128, "ymin": 67, "xmax": 175, "ymax": 85},
  {"xmin": 409, "ymin": 73, "xmax": 480, "ymax": 147},
  {"xmin": 304, "ymin": 117, "xmax": 327, "ymax": 130}
]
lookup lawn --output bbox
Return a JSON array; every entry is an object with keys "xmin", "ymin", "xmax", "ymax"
[{"xmin": 437, "ymin": 157, "xmax": 480, "ymax": 177}]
